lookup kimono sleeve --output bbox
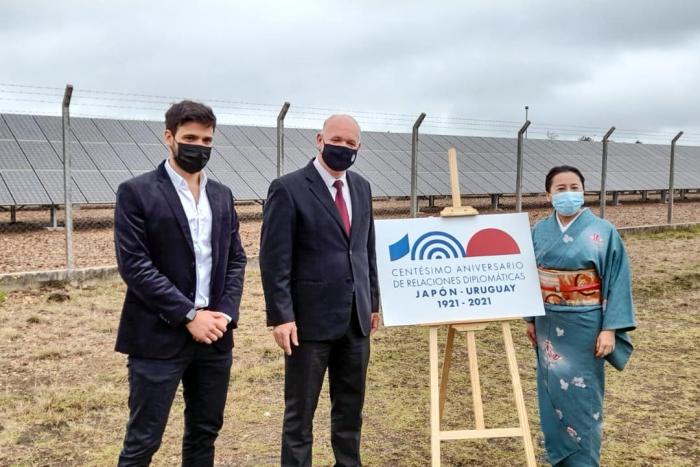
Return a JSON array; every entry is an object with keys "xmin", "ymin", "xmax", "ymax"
[
  {"xmin": 601, "ymin": 228, "xmax": 637, "ymax": 333},
  {"xmin": 602, "ymin": 228, "xmax": 637, "ymax": 371}
]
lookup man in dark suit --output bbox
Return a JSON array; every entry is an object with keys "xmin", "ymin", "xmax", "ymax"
[
  {"xmin": 114, "ymin": 100, "xmax": 246, "ymax": 466},
  {"xmin": 260, "ymin": 114, "xmax": 380, "ymax": 467}
]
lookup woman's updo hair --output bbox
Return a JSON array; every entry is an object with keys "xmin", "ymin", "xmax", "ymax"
[{"xmin": 545, "ymin": 165, "xmax": 585, "ymax": 193}]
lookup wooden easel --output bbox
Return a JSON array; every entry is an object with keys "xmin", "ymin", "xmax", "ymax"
[{"xmin": 427, "ymin": 148, "xmax": 536, "ymax": 466}]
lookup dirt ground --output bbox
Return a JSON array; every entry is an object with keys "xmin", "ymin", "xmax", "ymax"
[
  {"xmin": 0, "ymin": 227, "xmax": 698, "ymax": 466},
  {"xmin": 1, "ymin": 193, "xmax": 699, "ymax": 274}
]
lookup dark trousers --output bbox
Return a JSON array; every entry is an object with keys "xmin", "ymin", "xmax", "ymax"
[
  {"xmin": 281, "ymin": 310, "xmax": 371, "ymax": 467},
  {"xmin": 118, "ymin": 341, "xmax": 232, "ymax": 467}
]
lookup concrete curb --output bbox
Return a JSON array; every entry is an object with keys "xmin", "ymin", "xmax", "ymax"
[
  {"xmin": 1, "ymin": 223, "xmax": 697, "ymax": 290},
  {"xmin": 0, "ymin": 266, "xmax": 119, "ymax": 291},
  {"xmin": 617, "ymin": 222, "xmax": 700, "ymax": 236}
]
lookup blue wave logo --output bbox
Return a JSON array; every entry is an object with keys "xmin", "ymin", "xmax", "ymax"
[{"xmin": 388, "ymin": 231, "xmax": 466, "ymax": 261}]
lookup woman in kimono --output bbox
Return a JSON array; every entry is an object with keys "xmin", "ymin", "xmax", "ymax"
[{"xmin": 525, "ymin": 166, "xmax": 636, "ymax": 466}]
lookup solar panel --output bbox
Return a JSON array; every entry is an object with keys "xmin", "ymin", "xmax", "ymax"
[
  {"xmin": 360, "ymin": 149, "xmax": 394, "ymax": 172},
  {"xmin": 217, "ymin": 125, "xmax": 254, "ymax": 146},
  {"xmin": 362, "ymin": 132, "xmax": 391, "ymax": 151},
  {"xmin": 384, "ymin": 170, "xmax": 411, "ymax": 196},
  {"xmin": 93, "ymin": 119, "xmax": 133, "ymax": 143},
  {"xmin": 81, "ymin": 142, "xmax": 128, "ymax": 170},
  {"xmin": 101, "ymin": 171, "xmax": 133, "ymax": 193},
  {"xmin": 0, "ymin": 175, "xmax": 15, "ymax": 205},
  {"xmin": 49, "ymin": 141, "xmax": 97, "ymax": 170},
  {"xmin": 111, "ymin": 143, "xmax": 155, "ymax": 172},
  {"xmin": 2, "ymin": 114, "xmax": 46, "ymax": 140},
  {"xmin": 206, "ymin": 147, "xmax": 237, "ymax": 173},
  {"xmin": 145, "ymin": 120, "xmax": 165, "ymax": 138},
  {"xmin": 71, "ymin": 118, "xmax": 107, "ymax": 143},
  {"xmin": 121, "ymin": 119, "xmax": 163, "ymax": 144},
  {"xmin": 238, "ymin": 126, "xmax": 275, "ymax": 148},
  {"xmin": 284, "ymin": 128, "xmax": 316, "ymax": 151},
  {"xmin": 33, "ymin": 115, "xmax": 64, "ymax": 141},
  {"xmin": 72, "ymin": 170, "xmax": 115, "ymax": 203},
  {"xmin": 1, "ymin": 170, "xmax": 51, "ymax": 204},
  {"xmin": 251, "ymin": 147, "xmax": 280, "ymax": 175},
  {"xmin": 18, "ymin": 141, "xmax": 62, "ymax": 169},
  {"xmin": 235, "ymin": 171, "xmax": 271, "ymax": 199},
  {"xmin": 0, "ymin": 140, "xmax": 31, "ymax": 169},
  {"xmin": 359, "ymin": 171, "xmax": 388, "ymax": 197},
  {"xmin": 214, "ymin": 171, "xmax": 258, "ymax": 201},
  {"xmin": 418, "ymin": 171, "xmax": 451, "ymax": 195},
  {"xmin": 257, "ymin": 127, "xmax": 279, "ymax": 147},
  {"xmin": 137, "ymin": 144, "xmax": 168, "ymax": 166},
  {"xmin": 0, "ymin": 115, "xmax": 16, "ymax": 139},
  {"xmin": 1, "ymin": 113, "xmax": 699, "ymax": 207},
  {"xmin": 35, "ymin": 170, "xmax": 87, "ymax": 204}
]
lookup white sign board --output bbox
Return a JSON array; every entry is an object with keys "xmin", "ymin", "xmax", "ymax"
[{"xmin": 375, "ymin": 213, "xmax": 545, "ymax": 326}]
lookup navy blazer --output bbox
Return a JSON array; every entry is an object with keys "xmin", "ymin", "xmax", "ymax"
[
  {"xmin": 260, "ymin": 160, "xmax": 379, "ymax": 341},
  {"xmin": 114, "ymin": 161, "xmax": 246, "ymax": 358}
]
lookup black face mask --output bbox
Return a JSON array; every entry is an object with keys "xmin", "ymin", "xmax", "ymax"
[
  {"xmin": 321, "ymin": 143, "xmax": 357, "ymax": 171},
  {"xmin": 173, "ymin": 142, "xmax": 212, "ymax": 174}
]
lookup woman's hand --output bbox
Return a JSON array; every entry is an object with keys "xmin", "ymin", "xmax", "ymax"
[
  {"xmin": 525, "ymin": 322, "xmax": 537, "ymax": 346},
  {"xmin": 595, "ymin": 330, "xmax": 615, "ymax": 358}
]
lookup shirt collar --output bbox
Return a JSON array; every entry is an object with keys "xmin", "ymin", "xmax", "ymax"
[
  {"xmin": 313, "ymin": 156, "xmax": 347, "ymax": 189},
  {"xmin": 165, "ymin": 158, "xmax": 208, "ymax": 192},
  {"xmin": 556, "ymin": 207, "xmax": 586, "ymax": 233}
]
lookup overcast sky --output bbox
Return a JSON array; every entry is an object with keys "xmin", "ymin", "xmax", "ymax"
[{"xmin": 1, "ymin": 0, "xmax": 699, "ymax": 144}]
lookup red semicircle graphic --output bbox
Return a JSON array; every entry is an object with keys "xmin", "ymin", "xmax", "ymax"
[{"xmin": 466, "ymin": 228, "xmax": 521, "ymax": 257}]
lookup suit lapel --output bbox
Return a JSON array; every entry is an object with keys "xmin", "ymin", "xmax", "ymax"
[
  {"xmin": 157, "ymin": 162, "xmax": 195, "ymax": 255},
  {"xmin": 305, "ymin": 162, "xmax": 349, "ymax": 240},
  {"xmin": 206, "ymin": 183, "xmax": 223, "ymax": 286},
  {"xmin": 347, "ymin": 171, "xmax": 363, "ymax": 247}
]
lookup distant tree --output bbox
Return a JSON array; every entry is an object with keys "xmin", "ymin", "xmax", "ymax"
[
  {"xmin": 635, "ymin": 140, "xmax": 643, "ymax": 144},
  {"xmin": 578, "ymin": 136, "xmax": 594, "ymax": 142},
  {"xmin": 546, "ymin": 130, "xmax": 559, "ymax": 140}
]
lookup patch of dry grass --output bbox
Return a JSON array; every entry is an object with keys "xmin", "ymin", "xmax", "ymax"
[{"xmin": 0, "ymin": 230, "xmax": 698, "ymax": 466}]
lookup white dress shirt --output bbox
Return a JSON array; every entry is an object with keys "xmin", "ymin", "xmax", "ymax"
[
  {"xmin": 165, "ymin": 159, "xmax": 213, "ymax": 310},
  {"xmin": 313, "ymin": 156, "xmax": 352, "ymax": 223}
]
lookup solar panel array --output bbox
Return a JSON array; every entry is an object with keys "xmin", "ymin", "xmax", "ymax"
[{"xmin": 0, "ymin": 112, "xmax": 698, "ymax": 206}]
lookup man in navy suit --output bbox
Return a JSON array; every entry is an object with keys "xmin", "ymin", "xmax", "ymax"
[
  {"xmin": 260, "ymin": 114, "xmax": 379, "ymax": 467},
  {"xmin": 114, "ymin": 100, "xmax": 246, "ymax": 466}
]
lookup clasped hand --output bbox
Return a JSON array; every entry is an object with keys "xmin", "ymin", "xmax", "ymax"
[{"xmin": 186, "ymin": 310, "xmax": 229, "ymax": 344}]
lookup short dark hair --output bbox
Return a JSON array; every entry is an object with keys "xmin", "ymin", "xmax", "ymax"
[
  {"xmin": 165, "ymin": 100, "xmax": 216, "ymax": 135},
  {"xmin": 545, "ymin": 165, "xmax": 585, "ymax": 192}
]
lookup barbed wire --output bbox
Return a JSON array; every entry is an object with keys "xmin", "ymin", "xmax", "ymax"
[{"xmin": 1, "ymin": 82, "xmax": 699, "ymax": 143}]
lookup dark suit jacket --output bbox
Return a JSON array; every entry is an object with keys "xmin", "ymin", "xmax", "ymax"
[
  {"xmin": 260, "ymin": 160, "xmax": 379, "ymax": 341},
  {"xmin": 114, "ymin": 161, "xmax": 246, "ymax": 359}
]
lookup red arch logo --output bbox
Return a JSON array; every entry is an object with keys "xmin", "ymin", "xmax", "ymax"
[{"xmin": 465, "ymin": 228, "xmax": 520, "ymax": 257}]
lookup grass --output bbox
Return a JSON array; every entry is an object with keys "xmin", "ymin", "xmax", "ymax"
[{"xmin": 0, "ymin": 230, "xmax": 699, "ymax": 466}]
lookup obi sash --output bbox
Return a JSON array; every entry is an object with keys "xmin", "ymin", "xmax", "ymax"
[{"xmin": 538, "ymin": 267, "xmax": 602, "ymax": 306}]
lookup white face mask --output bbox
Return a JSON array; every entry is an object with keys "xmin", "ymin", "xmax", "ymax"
[{"xmin": 552, "ymin": 191, "xmax": 584, "ymax": 216}]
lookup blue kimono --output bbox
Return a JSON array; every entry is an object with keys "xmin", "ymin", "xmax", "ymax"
[{"xmin": 529, "ymin": 208, "xmax": 636, "ymax": 466}]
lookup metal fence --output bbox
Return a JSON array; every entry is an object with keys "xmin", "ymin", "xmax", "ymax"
[{"xmin": 0, "ymin": 84, "xmax": 698, "ymax": 276}]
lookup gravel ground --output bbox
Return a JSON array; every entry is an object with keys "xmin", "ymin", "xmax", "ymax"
[{"xmin": 0, "ymin": 194, "xmax": 698, "ymax": 274}]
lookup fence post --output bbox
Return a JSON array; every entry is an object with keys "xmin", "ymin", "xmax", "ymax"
[
  {"xmin": 515, "ymin": 120, "xmax": 531, "ymax": 213},
  {"xmin": 276, "ymin": 102, "xmax": 290, "ymax": 178},
  {"xmin": 62, "ymin": 84, "xmax": 74, "ymax": 272},
  {"xmin": 599, "ymin": 126, "xmax": 615, "ymax": 219},
  {"xmin": 410, "ymin": 112, "xmax": 427, "ymax": 218},
  {"xmin": 667, "ymin": 131, "xmax": 683, "ymax": 224}
]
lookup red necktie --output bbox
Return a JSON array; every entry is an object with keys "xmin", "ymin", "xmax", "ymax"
[{"xmin": 333, "ymin": 180, "xmax": 351, "ymax": 236}]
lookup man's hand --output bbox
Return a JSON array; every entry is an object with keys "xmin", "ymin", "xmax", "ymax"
[
  {"xmin": 273, "ymin": 321, "xmax": 299, "ymax": 356},
  {"xmin": 525, "ymin": 322, "xmax": 537, "ymax": 346},
  {"xmin": 370, "ymin": 312, "xmax": 380, "ymax": 335},
  {"xmin": 186, "ymin": 310, "xmax": 228, "ymax": 344},
  {"xmin": 595, "ymin": 330, "xmax": 615, "ymax": 358}
]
